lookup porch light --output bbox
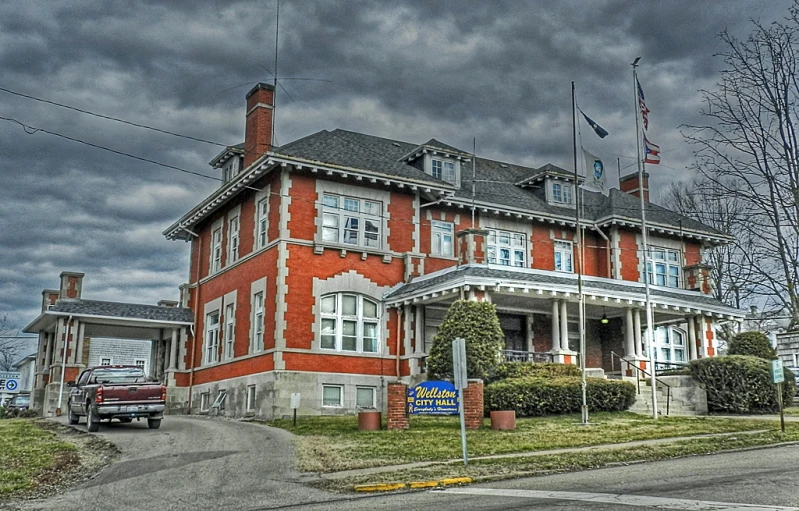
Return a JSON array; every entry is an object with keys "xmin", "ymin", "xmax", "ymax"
[{"xmin": 600, "ymin": 310, "xmax": 609, "ymax": 325}]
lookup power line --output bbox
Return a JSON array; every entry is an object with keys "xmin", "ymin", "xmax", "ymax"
[{"xmin": 0, "ymin": 85, "xmax": 229, "ymax": 147}]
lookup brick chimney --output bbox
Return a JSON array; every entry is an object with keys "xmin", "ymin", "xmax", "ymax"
[
  {"xmin": 620, "ymin": 171, "xmax": 649, "ymax": 201},
  {"xmin": 243, "ymin": 82, "xmax": 275, "ymax": 168},
  {"xmin": 41, "ymin": 289, "xmax": 60, "ymax": 312},
  {"xmin": 59, "ymin": 271, "xmax": 84, "ymax": 300}
]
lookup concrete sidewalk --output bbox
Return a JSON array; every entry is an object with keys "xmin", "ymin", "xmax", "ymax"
[{"xmin": 322, "ymin": 428, "xmax": 775, "ymax": 480}]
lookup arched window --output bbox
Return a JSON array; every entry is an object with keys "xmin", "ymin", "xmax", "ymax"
[
  {"xmin": 320, "ymin": 293, "xmax": 380, "ymax": 353},
  {"xmin": 653, "ymin": 326, "xmax": 687, "ymax": 368}
]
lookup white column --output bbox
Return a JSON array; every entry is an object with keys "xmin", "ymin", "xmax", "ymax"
[
  {"xmin": 687, "ymin": 316, "xmax": 698, "ymax": 360},
  {"xmin": 551, "ymin": 300, "xmax": 560, "ymax": 351},
  {"xmin": 44, "ymin": 332, "xmax": 53, "ymax": 370},
  {"xmin": 560, "ymin": 300, "xmax": 569, "ymax": 352},
  {"xmin": 526, "ymin": 315, "xmax": 535, "ymax": 353},
  {"xmin": 698, "ymin": 315, "xmax": 708, "ymax": 357},
  {"xmin": 633, "ymin": 309, "xmax": 643, "ymax": 358},
  {"xmin": 169, "ymin": 328, "xmax": 179, "ymax": 370},
  {"xmin": 625, "ymin": 308, "xmax": 635, "ymax": 357},
  {"xmin": 414, "ymin": 306, "xmax": 424, "ymax": 354},
  {"xmin": 73, "ymin": 321, "xmax": 84, "ymax": 365}
]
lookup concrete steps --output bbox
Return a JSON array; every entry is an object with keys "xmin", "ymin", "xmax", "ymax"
[{"xmin": 628, "ymin": 376, "xmax": 708, "ymax": 417}]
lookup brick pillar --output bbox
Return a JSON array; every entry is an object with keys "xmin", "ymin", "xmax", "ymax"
[
  {"xmin": 386, "ymin": 382, "xmax": 409, "ymax": 430},
  {"xmin": 462, "ymin": 379, "xmax": 484, "ymax": 430}
]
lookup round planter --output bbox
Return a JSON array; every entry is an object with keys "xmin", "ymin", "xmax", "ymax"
[
  {"xmin": 490, "ymin": 410, "xmax": 516, "ymax": 430},
  {"xmin": 358, "ymin": 410, "xmax": 382, "ymax": 431}
]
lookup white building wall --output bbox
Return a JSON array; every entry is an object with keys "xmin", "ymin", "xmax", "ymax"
[{"xmin": 88, "ymin": 338, "xmax": 153, "ymax": 374}]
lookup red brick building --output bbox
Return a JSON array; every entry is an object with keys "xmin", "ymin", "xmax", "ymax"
[{"xmin": 163, "ymin": 83, "xmax": 743, "ymax": 419}]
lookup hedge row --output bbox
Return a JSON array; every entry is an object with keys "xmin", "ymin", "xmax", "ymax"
[
  {"xmin": 484, "ymin": 376, "xmax": 636, "ymax": 417},
  {"xmin": 487, "ymin": 362, "xmax": 581, "ymax": 383},
  {"xmin": 690, "ymin": 355, "xmax": 796, "ymax": 414}
]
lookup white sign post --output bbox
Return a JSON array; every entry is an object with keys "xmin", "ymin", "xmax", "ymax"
[
  {"xmin": 772, "ymin": 360, "xmax": 785, "ymax": 432},
  {"xmin": 452, "ymin": 337, "xmax": 468, "ymax": 466},
  {"xmin": 291, "ymin": 393, "xmax": 301, "ymax": 427},
  {"xmin": 0, "ymin": 372, "xmax": 21, "ymax": 394}
]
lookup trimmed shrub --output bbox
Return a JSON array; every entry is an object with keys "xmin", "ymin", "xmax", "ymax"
[
  {"xmin": 690, "ymin": 355, "xmax": 796, "ymax": 413},
  {"xmin": 484, "ymin": 376, "xmax": 636, "ymax": 417},
  {"xmin": 487, "ymin": 362, "xmax": 581, "ymax": 383},
  {"xmin": 427, "ymin": 300, "xmax": 505, "ymax": 381},
  {"xmin": 727, "ymin": 331, "xmax": 777, "ymax": 360}
]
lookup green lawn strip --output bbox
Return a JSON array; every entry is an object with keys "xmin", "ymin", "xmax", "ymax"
[
  {"xmin": 0, "ymin": 419, "xmax": 78, "ymax": 496},
  {"xmin": 271, "ymin": 412, "xmax": 784, "ymax": 473},
  {"xmin": 784, "ymin": 406, "xmax": 799, "ymax": 416},
  {"xmin": 320, "ymin": 427, "xmax": 799, "ymax": 492}
]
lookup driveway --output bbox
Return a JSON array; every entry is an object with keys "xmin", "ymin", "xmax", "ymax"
[{"xmin": 20, "ymin": 415, "xmax": 344, "ymax": 511}]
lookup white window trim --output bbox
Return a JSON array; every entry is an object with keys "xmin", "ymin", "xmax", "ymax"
[
  {"xmin": 314, "ymin": 181, "xmax": 391, "ymax": 253},
  {"xmin": 548, "ymin": 180, "xmax": 575, "ymax": 207},
  {"xmin": 209, "ymin": 218, "xmax": 223, "ymax": 274},
  {"xmin": 425, "ymin": 155, "xmax": 460, "ymax": 186},
  {"xmin": 322, "ymin": 384, "xmax": 343, "ymax": 407},
  {"xmin": 255, "ymin": 191, "xmax": 270, "ymax": 250},
  {"xmin": 356, "ymin": 386, "xmax": 376, "ymax": 409},
  {"xmin": 212, "ymin": 389, "xmax": 227, "ymax": 410},
  {"xmin": 227, "ymin": 212, "xmax": 240, "ymax": 265},
  {"xmin": 646, "ymin": 246, "xmax": 682, "ymax": 289},
  {"xmin": 431, "ymin": 220, "xmax": 454, "ymax": 257},
  {"xmin": 100, "ymin": 357, "xmax": 112, "ymax": 366},
  {"xmin": 134, "ymin": 359, "xmax": 147, "ymax": 373},
  {"xmin": 200, "ymin": 392, "xmax": 211, "ymax": 411},
  {"xmin": 554, "ymin": 240, "xmax": 574, "ymax": 273},
  {"xmin": 246, "ymin": 385, "xmax": 256, "ymax": 411},
  {"xmin": 204, "ymin": 311, "xmax": 220, "ymax": 365},
  {"xmin": 321, "ymin": 193, "xmax": 383, "ymax": 249},
  {"xmin": 653, "ymin": 326, "xmax": 687, "ymax": 366},
  {"xmin": 486, "ymin": 229, "xmax": 527, "ymax": 267},
  {"xmin": 224, "ymin": 303, "xmax": 235, "ymax": 360},
  {"xmin": 319, "ymin": 293, "xmax": 380, "ymax": 354}
]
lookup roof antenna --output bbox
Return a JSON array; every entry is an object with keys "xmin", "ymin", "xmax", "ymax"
[{"xmin": 272, "ymin": 0, "xmax": 280, "ymax": 148}]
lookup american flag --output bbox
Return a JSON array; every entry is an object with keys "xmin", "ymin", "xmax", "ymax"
[{"xmin": 637, "ymin": 78, "xmax": 650, "ymax": 131}]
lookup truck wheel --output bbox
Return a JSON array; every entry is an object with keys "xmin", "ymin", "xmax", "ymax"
[
  {"xmin": 87, "ymin": 405, "xmax": 100, "ymax": 433},
  {"xmin": 147, "ymin": 418, "xmax": 161, "ymax": 430},
  {"xmin": 67, "ymin": 401, "xmax": 79, "ymax": 425}
]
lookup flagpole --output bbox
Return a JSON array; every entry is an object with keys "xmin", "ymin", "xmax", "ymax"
[
  {"xmin": 572, "ymin": 82, "xmax": 589, "ymax": 425},
  {"xmin": 631, "ymin": 59, "xmax": 659, "ymax": 420}
]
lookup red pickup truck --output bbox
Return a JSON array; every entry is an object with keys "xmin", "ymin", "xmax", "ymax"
[{"xmin": 67, "ymin": 365, "xmax": 166, "ymax": 431}]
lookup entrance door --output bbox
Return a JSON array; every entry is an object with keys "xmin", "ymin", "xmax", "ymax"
[{"xmin": 498, "ymin": 314, "xmax": 526, "ymax": 352}]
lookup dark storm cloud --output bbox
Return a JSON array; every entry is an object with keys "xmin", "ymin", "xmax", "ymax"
[{"xmin": 0, "ymin": 0, "xmax": 794, "ymax": 337}]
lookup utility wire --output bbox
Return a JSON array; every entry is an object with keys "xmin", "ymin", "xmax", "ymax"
[{"xmin": 0, "ymin": 85, "xmax": 229, "ymax": 147}]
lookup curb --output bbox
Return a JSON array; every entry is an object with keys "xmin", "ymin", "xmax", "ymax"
[{"xmin": 353, "ymin": 476, "xmax": 472, "ymax": 493}]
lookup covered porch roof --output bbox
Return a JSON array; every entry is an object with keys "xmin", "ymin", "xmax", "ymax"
[{"xmin": 385, "ymin": 265, "xmax": 744, "ymax": 324}]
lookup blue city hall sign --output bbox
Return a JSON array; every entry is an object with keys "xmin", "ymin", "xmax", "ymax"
[{"xmin": 407, "ymin": 381, "xmax": 460, "ymax": 415}]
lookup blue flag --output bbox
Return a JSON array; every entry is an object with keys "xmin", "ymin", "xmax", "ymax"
[{"xmin": 580, "ymin": 110, "xmax": 609, "ymax": 139}]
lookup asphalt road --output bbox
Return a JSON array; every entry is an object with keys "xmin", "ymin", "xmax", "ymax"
[
  {"xmin": 19, "ymin": 415, "xmax": 345, "ymax": 511},
  {"xmin": 17, "ymin": 416, "xmax": 799, "ymax": 511}
]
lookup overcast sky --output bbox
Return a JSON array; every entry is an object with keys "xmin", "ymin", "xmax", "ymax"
[{"xmin": 0, "ymin": 0, "xmax": 794, "ymax": 343}]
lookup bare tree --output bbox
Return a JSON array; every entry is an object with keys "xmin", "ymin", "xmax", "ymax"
[
  {"xmin": 0, "ymin": 315, "xmax": 21, "ymax": 372},
  {"xmin": 682, "ymin": 2, "xmax": 799, "ymax": 328}
]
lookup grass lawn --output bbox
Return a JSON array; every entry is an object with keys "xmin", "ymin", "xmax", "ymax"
[
  {"xmin": 0, "ymin": 419, "xmax": 78, "ymax": 497},
  {"xmin": 269, "ymin": 412, "xmax": 790, "ymax": 473}
]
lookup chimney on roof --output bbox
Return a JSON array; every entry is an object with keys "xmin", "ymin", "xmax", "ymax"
[
  {"xmin": 158, "ymin": 300, "xmax": 179, "ymax": 308},
  {"xmin": 59, "ymin": 271, "xmax": 84, "ymax": 300},
  {"xmin": 619, "ymin": 171, "xmax": 649, "ymax": 201},
  {"xmin": 243, "ymin": 82, "xmax": 275, "ymax": 168},
  {"xmin": 41, "ymin": 289, "xmax": 60, "ymax": 312}
]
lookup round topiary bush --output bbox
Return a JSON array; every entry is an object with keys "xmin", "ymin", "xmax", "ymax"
[
  {"xmin": 690, "ymin": 355, "xmax": 796, "ymax": 413},
  {"xmin": 426, "ymin": 300, "xmax": 504, "ymax": 382},
  {"xmin": 727, "ymin": 331, "xmax": 777, "ymax": 360},
  {"xmin": 484, "ymin": 377, "xmax": 636, "ymax": 417}
]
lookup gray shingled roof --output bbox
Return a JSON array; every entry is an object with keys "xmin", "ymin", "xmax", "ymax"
[
  {"xmin": 384, "ymin": 265, "xmax": 737, "ymax": 312},
  {"xmin": 50, "ymin": 300, "xmax": 193, "ymax": 324}
]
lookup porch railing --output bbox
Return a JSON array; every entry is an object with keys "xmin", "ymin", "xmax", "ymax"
[
  {"xmin": 609, "ymin": 350, "xmax": 671, "ymax": 416},
  {"xmin": 503, "ymin": 350, "xmax": 554, "ymax": 363}
]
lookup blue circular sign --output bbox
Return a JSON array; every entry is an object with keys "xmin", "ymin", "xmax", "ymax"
[{"xmin": 5, "ymin": 379, "xmax": 18, "ymax": 391}]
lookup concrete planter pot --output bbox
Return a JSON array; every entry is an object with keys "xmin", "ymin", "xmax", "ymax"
[
  {"xmin": 490, "ymin": 410, "xmax": 516, "ymax": 430},
  {"xmin": 358, "ymin": 410, "xmax": 382, "ymax": 431}
]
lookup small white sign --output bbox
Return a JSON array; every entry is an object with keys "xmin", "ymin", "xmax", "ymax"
[
  {"xmin": 290, "ymin": 393, "xmax": 301, "ymax": 409},
  {"xmin": 452, "ymin": 338, "xmax": 468, "ymax": 390},
  {"xmin": 772, "ymin": 359, "xmax": 785, "ymax": 384},
  {"xmin": 0, "ymin": 372, "xmax": 21, "ymax": 394}
]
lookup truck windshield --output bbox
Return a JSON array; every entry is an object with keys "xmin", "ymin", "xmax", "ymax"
[{"xmin": 91, "ymin": 368, "xmax": 147, "ymax": 384}]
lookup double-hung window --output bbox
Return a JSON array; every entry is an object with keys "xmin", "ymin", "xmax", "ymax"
[
  {"xmin": 431, "ymin": 221, "xmax": 454, "ymax": 257},
  {"xmin": 552, "ymin": 182, "xmax": 573, "ymax": 205},
  {"xmin": 252, "ymin": 292, "xmax": 264, "ymax": 353},
  {"xmin": 211, "ymin": 228, "xmax": 222, "ymax": 273},
  {"xmin": 205, "ymin": 312, "xmax": 220, "ymax": 365},
  {"xmin": 554, "ymin": 240, "xmax": 574, "ymax": 272},
  {"xmin": 432, "ymin": 159, "xmax": 456, "ymax": 184},
  {"xmin": 224, "ymin": 303, "xmax": 235, "ymax": 360},
  {"xmin": 320, "ymin": 293, "xmax": 379, "ymax": 353},
  {"xmin": 647, "ymin": 248, "xmax": 681, "ymax": 288},
  {"xmin": 228, "ymin": 216, "xmax": 240, "ymax": 264},
  {"xmin": 257, "ymin": 198, "xmax": 269, "ymax": 249},
  {"xmin": 487, "ymin": 229, "xmax": 526, "ymax": 267},
  {"xmin": 321, "ymin": 194, "xmax": 381, "ymax": 249}
]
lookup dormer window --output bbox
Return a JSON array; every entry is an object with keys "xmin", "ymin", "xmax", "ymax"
[
  {"xmin": 550, "ymin": 181, "xmax": 574, "ymax": 205},
  {"xmin": 432, "ymin": 159, "xmax": 456, "ymax": 184}
]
